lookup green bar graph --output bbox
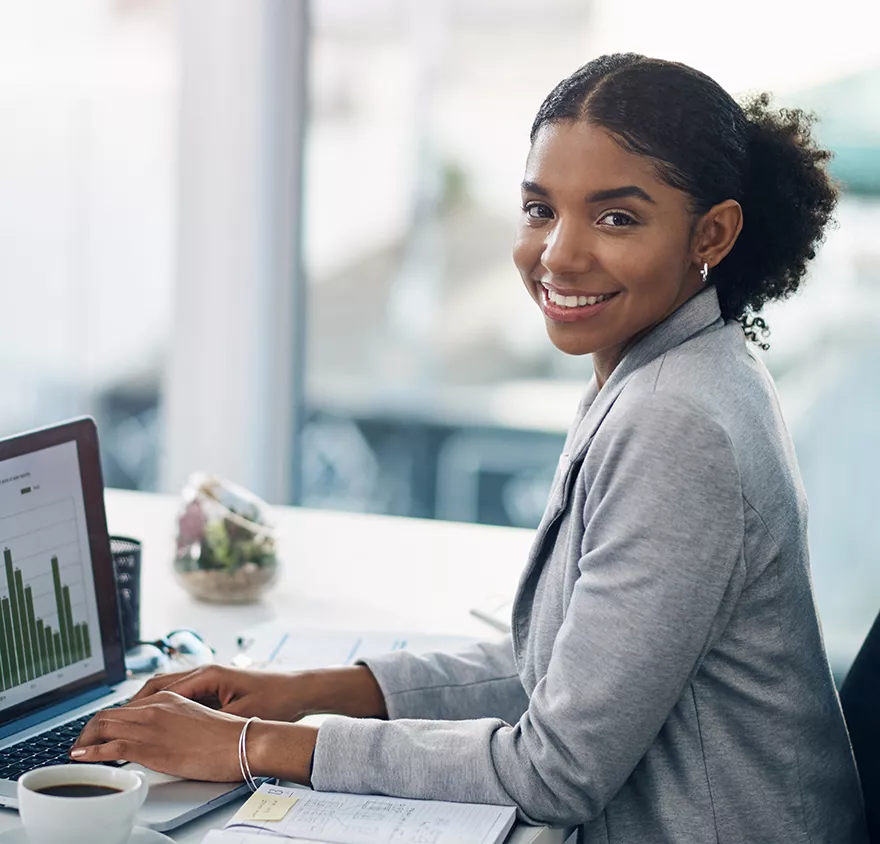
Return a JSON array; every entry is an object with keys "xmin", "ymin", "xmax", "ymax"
[
  {"xmin": 35, "ymin": 619, "xmax": 46, "ymax": 677},
  {"xmin": 15, "ymin": 570, "xmax": 32, "ymax": 681},
  {"xmin": 7, "ymin": 553, "xmax": 26, "ymax": 683},
  {"xmin": 2, "ymin": 597, "xmax": 17, "ymax": 687},
  {"xmin": 25, "ymin": 587, "xmax": 39, "ymax": 676},
  {"xmin": 62, "ymin": 586, "xmax": 77, "ymax": 664},
  {"xmin": 72, "ymin": 624, "xmax": 82, "ymax": 665},
  {"xmin": 51, "ymin": 558, "xmax": 71, "ymax": 665},
  {"xmin": 44, "ymin": 626, "xmax": 56, "ymax": 673},
  {"xmin": 0, "ymin": 598, "xmax": 12, "ymax": 690},
  {"xmin": 11, "ymin": 569, "xmax": 33, "ymax": 680},
  {"xmin": 0, "ymin": 547, "xmax": 93, "ymax": 692}
]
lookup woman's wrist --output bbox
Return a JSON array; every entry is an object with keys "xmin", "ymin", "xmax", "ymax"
[
  {"xmin": 299, "ymin": 665, "xmax": 388, "ymax": 720},
  {"xmin": 247, "ymin": 720, "xmax": 319, "ymax": 785},
  {"xmin": 243, "ymin": 667, "xmax": 386, "ymax": 785}
]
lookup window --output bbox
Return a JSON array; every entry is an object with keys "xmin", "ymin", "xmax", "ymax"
[
  {"xmin": 0, "ymin": 0, "xmax": 176, "ymax": 489},
  {"xmin": 302, "ymin": 0, "xmax": 880, "ymax": 677},
  {"xmin": 2, "ymin": 0, "xmax": 877, "ymax": 678},
  {"xmin": 302, "ymin": 0, "xmax": 593, "ymax": 526}
]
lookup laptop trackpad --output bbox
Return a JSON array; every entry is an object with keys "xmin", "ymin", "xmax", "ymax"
[{"xmin": 124, "ymin": 763, "xmax": 247, "ymax": 831}]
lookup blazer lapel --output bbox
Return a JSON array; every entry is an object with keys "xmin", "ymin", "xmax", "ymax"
[
  {"xmin": 567, "ymin": 286, "xmax": 725, "ymax": 460},
  {"xmin": 511, "ymin": 287, "xmax": 725, "ymax": 656}
]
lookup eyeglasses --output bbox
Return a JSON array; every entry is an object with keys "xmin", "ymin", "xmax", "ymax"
[{"xmin": 125, "ymin": 628, "xmax": 215, "ymax": 676}]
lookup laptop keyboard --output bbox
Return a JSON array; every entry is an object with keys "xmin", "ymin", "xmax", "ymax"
[{"xmin": 0, "ymin": 702, "xmax": 129, "ymax": 781}]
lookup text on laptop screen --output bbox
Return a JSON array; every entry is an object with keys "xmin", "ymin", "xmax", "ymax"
[{"xmin": 0, "ymin": 441, "xmax": 105, "ymax": 713}]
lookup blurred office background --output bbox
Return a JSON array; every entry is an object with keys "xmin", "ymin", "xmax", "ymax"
[{"xmin": 1, "ymin": 0, "xmax": 878, "ymax": 677}]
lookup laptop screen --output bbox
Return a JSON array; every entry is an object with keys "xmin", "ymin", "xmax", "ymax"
[{"xmin": 0, "ymin": 419, "xmax": 125, "ymax": 725}]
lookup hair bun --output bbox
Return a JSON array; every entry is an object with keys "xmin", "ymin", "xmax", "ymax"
[{"xmin": 721, "ymin": 93, "xmax": 839, "ymax": 329}]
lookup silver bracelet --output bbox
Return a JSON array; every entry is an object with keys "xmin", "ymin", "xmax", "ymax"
[{"xmin": 238, "ymin": 716, "xmax": 261, "ymax": 792}]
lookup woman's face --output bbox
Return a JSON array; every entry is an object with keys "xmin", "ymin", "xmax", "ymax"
[{"xmin": 513, "ymin": 120, "xmax": 706, "ymax": 368}]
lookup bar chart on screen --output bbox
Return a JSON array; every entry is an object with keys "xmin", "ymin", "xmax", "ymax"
[
  {"xmin": 0, "ymin": 440, "xmax": 104, "ymax": 708},
  {"xmin": 0, "ymin": 497, "xmax": 96, "ymax": 694}
]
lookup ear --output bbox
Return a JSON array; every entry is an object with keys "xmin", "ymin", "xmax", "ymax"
[{"xmin": 692, "ymin": 199, "xmax": 743, "ymax": 272}]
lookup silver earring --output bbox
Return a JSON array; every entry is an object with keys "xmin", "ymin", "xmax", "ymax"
[{"xmin": 700, "ymin": 262, "xmax": 709, "ymax": 284}]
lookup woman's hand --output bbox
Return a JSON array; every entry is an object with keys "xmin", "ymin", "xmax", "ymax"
[
  {"xmin": 71, "ymin": 692, "xmax": 249, "ymax": 781},
  {"xmin": 69, "ymin": 664, "xmax": 387, "ymax": 781},
  {"xmin": 70, "ymin": 691, "xmax": 317, "ymax": 783},
  {"xmin": 127, "ymin": 664, "xmax": 387, "ymax": 722},
  {"xmin": 127, "ymin": 664, "xmax": 314, "ymax": 722}
]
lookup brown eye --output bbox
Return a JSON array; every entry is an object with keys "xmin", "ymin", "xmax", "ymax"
[
  {"xmin": 523, "ymin": 202, "xmax": 554, "ymax": 220},
  {"xmin": 598, "ymin": 210, "xmax": 636, "ymax": 227}
]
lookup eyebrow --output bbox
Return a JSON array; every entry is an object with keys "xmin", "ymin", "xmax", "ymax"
[
  {"xmin": 587, "ymin": 185, "xmax": 656, "ymax": 204},
  {"xmin": 521, "ymin": 181, "xmax": 656, "ymax": 205}
]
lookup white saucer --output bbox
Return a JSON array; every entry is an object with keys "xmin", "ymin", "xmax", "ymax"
[{"xmin": 0, "ymin": 826, "xmax": 173, "ymax": 843}]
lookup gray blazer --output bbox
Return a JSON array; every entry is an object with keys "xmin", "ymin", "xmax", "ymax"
[{"xmin": 312, "ymin": 288, "xmax": 868, "ymax": 843}]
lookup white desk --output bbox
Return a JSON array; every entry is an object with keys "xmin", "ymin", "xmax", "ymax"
[{"xmin": 1, "ymin": 489, "xmax": 568, "ymax": 844}]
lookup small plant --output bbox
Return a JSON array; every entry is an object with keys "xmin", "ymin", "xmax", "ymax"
[{"xmin": 174, "ymin": 473, "xmax": 279, "ymax": 603}]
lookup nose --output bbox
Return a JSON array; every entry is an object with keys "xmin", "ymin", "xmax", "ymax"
[{"xmin": 541, "ymin": 217, "xmax": 593, "ymax": 277}]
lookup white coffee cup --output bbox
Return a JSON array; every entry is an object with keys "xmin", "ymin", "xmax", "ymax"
[{"xmin": 18, "ymin": 764, "xmax": 148, "ymax": 844}]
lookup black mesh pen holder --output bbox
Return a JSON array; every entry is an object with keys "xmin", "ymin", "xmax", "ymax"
[{"xmin": 110, "ymin": 536, "xmax": 142, "ymax": 653}]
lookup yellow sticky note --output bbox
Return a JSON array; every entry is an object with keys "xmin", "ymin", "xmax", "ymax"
[{"xmin": 233, "ymin": 791, "xmax": 299, "ymax": 822}]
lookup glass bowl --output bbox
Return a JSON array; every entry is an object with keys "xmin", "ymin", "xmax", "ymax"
[{"xmin": 173, "ymin": 473, "xmax": 279, "ymax": 603}]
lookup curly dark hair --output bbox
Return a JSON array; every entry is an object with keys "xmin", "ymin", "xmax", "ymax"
[{"xmin": 530, "ymin": 54, "xmax": 839, "ymax": 347}]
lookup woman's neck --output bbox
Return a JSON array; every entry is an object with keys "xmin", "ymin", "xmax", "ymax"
[{"xmin": 591, "ymin": 332, "xmax": 644, "ymax": 390}]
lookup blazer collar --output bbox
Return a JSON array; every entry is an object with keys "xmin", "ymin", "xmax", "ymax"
[{"xmin": 567, "ymin": 286, "xmax": 724, "ymax": 460}]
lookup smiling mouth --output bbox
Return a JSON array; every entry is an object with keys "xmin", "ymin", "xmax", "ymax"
[
  {"xmin": 537, "ymin": 283, "xmax": 620, "ymax": 322},
  {"xmin": 542, "ymin": 286, "xmax": 617, "ymax": 309}
]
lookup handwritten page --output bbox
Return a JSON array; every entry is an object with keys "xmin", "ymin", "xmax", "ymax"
[{"xmin": 223, "ymin": 784, "xmax": 517, "ymax": 844}]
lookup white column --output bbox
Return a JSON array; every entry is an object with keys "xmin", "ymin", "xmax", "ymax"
[{"xmin": 161, "ymin": 0, "xmax": 308, "ymax": 503}]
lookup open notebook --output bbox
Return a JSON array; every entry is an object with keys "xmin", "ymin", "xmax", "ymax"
[{"xmin": 201, "ymin": 783, "xmax": 517, "ymax": 844}]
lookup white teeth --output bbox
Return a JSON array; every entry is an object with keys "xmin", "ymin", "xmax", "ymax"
[{"xmin": 545, "ymin": 289, "xmax": 615, "ymax": 309}]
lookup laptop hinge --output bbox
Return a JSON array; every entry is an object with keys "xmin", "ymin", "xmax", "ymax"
[{"xmin": 0, "ymin": 685, "xmax": 116, "ymax": 742}]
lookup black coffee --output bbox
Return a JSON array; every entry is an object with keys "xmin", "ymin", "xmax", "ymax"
[{"xmin": 34, "ymin": 784, "xmax": 123, "ymax": 798}]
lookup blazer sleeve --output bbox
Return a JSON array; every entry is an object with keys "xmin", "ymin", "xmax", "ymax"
[
  {"xmin": 359, "ymin": 637, "xmax": 530, "ymax": 724},
  {"xmin": 311, "ymin": 393, "xmax": 745, "ymax": 826}
]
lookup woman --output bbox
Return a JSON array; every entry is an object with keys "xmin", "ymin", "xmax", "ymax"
[{"xmin": 72, "ymin": 54, "xmax": 868, "ymax": 842}]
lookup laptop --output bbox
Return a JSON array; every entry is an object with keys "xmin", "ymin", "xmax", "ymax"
[{"xmin": 0, "ymin": 417, "xmax": 251, "ymax": 831}]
